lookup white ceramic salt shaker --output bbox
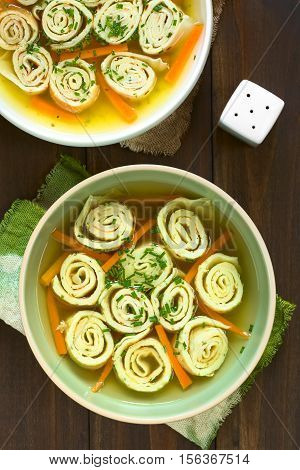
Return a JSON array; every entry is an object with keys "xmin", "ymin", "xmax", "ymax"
[{"xmin": 218, "ymin": 80, "xmax": 285, "ymax": 147}]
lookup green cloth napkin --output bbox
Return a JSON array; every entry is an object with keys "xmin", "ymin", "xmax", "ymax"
[{"xmin": 0, "ymin": 155, "xmax": 296, "ymax": 448}]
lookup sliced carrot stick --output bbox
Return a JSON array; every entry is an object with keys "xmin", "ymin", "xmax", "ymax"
[
  {"xmin": 40, "ymin": 253, "xmax": 69, "ymax": 287},
  {"xmin": 97, "ymin": 72, "xmax": 137, "ymax": 123},
  {"xmin": 197, "ymin": 299, "xmax": 250, "ymax": 340},
  {"xmin": 101, "ymin": 219, "xmax": 156, "ymax": 273},
  {"xmin": 30, "ymin": 96, "xmax": 75, "ymax": 121},
  {"xmin": 155, "ymin": 325, "xmax": 192, "ymax": 390},
  {"xmin": 46, "ymin": 287, "xmax": 67, "ymax": 355},
  {"xmin": 50, "ymin": 50, "xmax": 60, "ymax": 63},
  {"xmin": 165, "ymin": 24, "xmax": 204, "ymax": 84},
  {"xmin": 92, "ymin": 357, "xmax": 113, "ymax": 392},
  {"xmin": 101, "ymin": 252, "xmax": 120, "ymax": 273},
  {"xmin": 51, "ymin": 230, "xmax": 110, "ymax": 263},
  {"xmin": 184, "ymin": 231, "xmax": 231, "ymax": 284},
  {"xmin": 60, "ymin": 44, "xmax": 128, "ymax": 62},
  {"xmin": 131, "ymin": 218, "xmax": 156, "ymax": 245}
]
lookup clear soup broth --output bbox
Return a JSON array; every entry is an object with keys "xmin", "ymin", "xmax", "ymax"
[{"xmin": 0, "ymin": 1, "xmax": 202, "ymax": 133}]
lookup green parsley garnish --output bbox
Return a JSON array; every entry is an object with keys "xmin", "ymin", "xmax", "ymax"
[{"xmin": 173, "ymin": 276, "xmax": 183, "ymax": 285}]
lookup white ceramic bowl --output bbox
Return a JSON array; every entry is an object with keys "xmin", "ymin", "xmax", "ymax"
[
  {"xmin": 19, "ymin": 165, "xmax": 276, "ymax": 424},
  {"xmin": 0, "ymin": 1, "xmax": 213, "ymax": 147}
]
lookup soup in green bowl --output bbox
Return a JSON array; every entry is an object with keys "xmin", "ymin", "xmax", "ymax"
[{"xmin": 19, "ymin": 165, "xmax": 276, "ymax": 423}]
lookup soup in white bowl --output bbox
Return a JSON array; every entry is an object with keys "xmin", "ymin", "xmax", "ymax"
[{"xmin": 0, "ymin": 0, "xmax": 213, "ymax": 145}]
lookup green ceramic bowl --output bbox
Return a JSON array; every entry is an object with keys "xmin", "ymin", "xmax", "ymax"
[{"xmin": 19, "ymin": 165, "xmax": 276, "ymax": 424}]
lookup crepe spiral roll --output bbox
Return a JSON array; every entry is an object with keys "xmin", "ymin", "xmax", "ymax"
[
  {"xmin": 65, "ymin": 311, "xmax": 114, "ymax": 369},
  {"xmin": 94, "ymin": 0, "xmax": 142, "ymax": 44},
  {"xmin": 121, "ymin": 244, "xmax": 173, "ymax": 290},
  {"xmin": 139, "ymin": 0, "xmax": 190, "ymax": 55},
  {"xmin": 113, "ymin": 328, "xmax": 172, "ymax": 392},
  {"xmin": 157, "ymin": 198, "xmax": 211, "ymax": 261},
  {"xmin": 52, "ymin": 253, "xmax": 105, "ymax": 306},
  {"xmin": 17, "ymin": 0, "xmax": 39, "ymax": 6},
  {"xmin": 2, "ymin": 44, "xmax": 52, "ymax": 94},
  {"xmin": 174, "ymin": 316, "xmax": 229, "ymax": 377},
  {"xmin": 99, "ymin": 284, "xmax": 154, "ymax": 334},
  {"xmin": 151, "ymin": 269, "xmax": 196, "ymax": 332},
  {"xmin": 42, "ymin": 0, "xmax": 93, "ymax": 51},
  {"xmin": 32, "ymin": 0, "xmax": 47, "ymax": 20},
  {"xmin": 101, "ymin": 52, "xmax": 168, "ymax": 100},
  {"xmin": 81, "ymin": 0, "xmax": 102, "ymax": 7},
  {"xmin": 74, "ymin": 196, "xmax": 135, "ymax": 252},
  {"xmin": 195, "ymin": 253, "xmax": 243, "ymax": 313},
  {"xmin": 0, "ymin": 8, "xmax": 38, "ymax": 51},
  {"xmin": 49, "ymin": 58, "xmax": 99, "ymax": 113}
]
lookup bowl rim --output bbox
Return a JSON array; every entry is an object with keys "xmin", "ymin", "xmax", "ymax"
[
  {"xmin": 0, "ymin": 1, "xmax": 213, "ymax": 147},
  {"xmin": 19, "ymin": 164, "xmax": 276, "ymax": 424}
]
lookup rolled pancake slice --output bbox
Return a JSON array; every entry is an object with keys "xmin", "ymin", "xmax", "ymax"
[
  {"xmin": 101, "ymin": 52, "xmax": 168, "ymax": 100},
  {"xmin": 0, "ymin": 45, "xmax": 52, "ymax": 94},
  {"xmin": 52, "ymin": 253, "xmax": 105, "ymax": 306},
  {"xmin": 113, "ymin": 328, "xmax": 172, "ymax": 392},
  {"xmin": 139, "ymin": 0, "xmax": 190, "ymax": 55},
  {"xmin": 65, "ymin": 310, "xmax": 114, "ymax": 369},
  {"xmin": 157, "ymin": 197, "xmax": 211, "ymax": 260},
  {"xmin": 94, "ymin": 0, "xmax": 143, "ymax": 44},
  {"xmin": 42, "ymin": 0, "xmax": 93, "ymax": 51},
  {"xmin": 120, "ymin": 243, "xmax": 173, "ymax": 290},
  {"xmin": 17, "ymin": 0, "xmax": 39, "ymax": 5},
  {"xmin": 151, "ymin": 268, "xmax": 196, "ymax": 331},
  {"xmin": 99, "ymin": 284, "xmax": 154, "ymax": 334},
  {"xmin": 32, "ymin": 1, "xmax": 48, "ymax": 20},
  {"xmin": 74, "ymin": 196, "xmax": 135, "ymax": 251},
  {"xmin": 174, "ymin": 316, "xmax": 229, "ymax": 377},
  {"xmin": 81, "ymin": 0, "xmax": 102, "ymax": 6},
  {"xmin": 195, "ymin": 253, "xmax": 243, "ymax": 313},
  {"xmin": 50, "ymin": 58, "xmax": 100, "ymax": 113},
  {"xmin": 0, "ymin": 7, "xmax": 38, "ymax": 50}
]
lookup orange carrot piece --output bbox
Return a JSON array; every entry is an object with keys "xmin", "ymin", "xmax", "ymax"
[
  {"xmin": 131, "ymin": 218, "xmax": 156, "ymax": 245},
  {"xmin": 46, "ymin": 287, "xmax": 67, "ymax": 355},
  {"xmin": 60, "ymin": 44, "xmax": 128, "ymax": 62},
  {"xmin": 51, "ymin": 229, "xmax": 110, "ymax": 263},
  {"xmin": 197, "ymin": 299, "xmax": 250, "ymax": 339},
  {"xmin": 165, "ymin": 24, "xmax": 204, "ymax": 84},
  {"xmin": 184, "ymin": 231, "xmax": 231, "ymax": 284},
  {"xmin": 40, "ymin": 252, "xmax": 69, "ymax": 287},
  {"xmin": 50, "ymin": 51, "xmax": 60, "ymax": 63},
  {"xmin": 155, "ymin": 325, "xmax": 192, "ymax": 390},
  {"xmin": 101, "ymin": 219, "xmax": 156, "ymax": 273},
  {"xmin": 97, "ymin": 72, "xmax": 137, "ymax": 123},
  {"xmin": 92, "ymin": 357, "xmax": 113, "ymax": 392},
  {"xmin": 30, "ymin": 96, "xmax": 75, "ymax": 121}
]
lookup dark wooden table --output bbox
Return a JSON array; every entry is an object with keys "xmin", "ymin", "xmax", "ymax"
[{"xmin": 0, "ymin": 0, "xmax": 299, "ymax": 450}]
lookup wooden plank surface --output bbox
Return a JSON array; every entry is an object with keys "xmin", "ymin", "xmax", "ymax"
[
  {"xmin": 212, "ymin": 0, "xmax": 300, "ymax": 450},
  {"xmin": 0, "ymin": 0, "xmax": 299, "ymax": 450}
]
